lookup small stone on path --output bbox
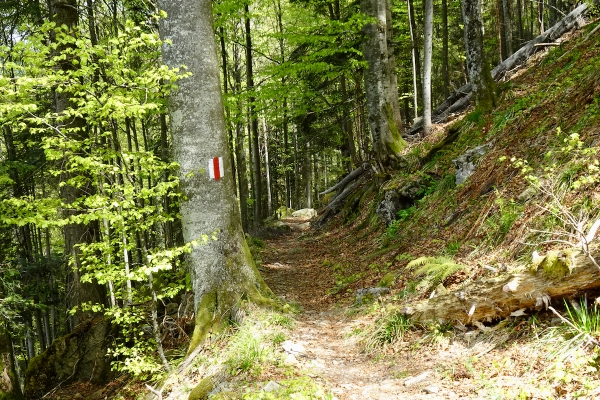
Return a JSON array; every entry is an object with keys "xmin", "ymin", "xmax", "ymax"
[
  {"xmin": 263, "ymin": 381, "xmax": 281, "ymax": 392},
  {"xmin": 424, "ymin": 385, "xmax": 440, "ymax": 394}
]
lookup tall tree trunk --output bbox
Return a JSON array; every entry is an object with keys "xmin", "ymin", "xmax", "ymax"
[
  {"xmin": 234, "ymin": 41, "xmax": 249, "ymax": 232},
  {"xmin": 538, "ymin": 0, "xmax": 545, "ymax": 34},
  {"xmin": 463, "ymin": 0, "xmax": 497, "ymax": 110},
  {"xmin": 244, "ymin": 4, "xmax": 263, "ymax": 228},
  {"xmin": 50, "ymin": 0, "xmax": 106, "ymax": 329},
  {"xmin": 503, "ymin": 0, "xmax": 513, "ymax": 57},
  {"xmin": 408, "ymin": 0, "xmax": 422, "ymax": 116},
  {"xmin": 158, "ymin": 0, "xmax": 272, "ymax": 351},
  {"xmin": 360, "ymin": 0, "xmax": 406, "ymax": 165},
  {"xmin": 441, "ymin": 0, "xmax": 450, "ymax": 99},
  {"xmin": 516, "ymin": 0, "xmax": 524, "ymax": 45},
  {"xmin": 423, "ymin": 0, "xmax": 434, "ymax": 133}
]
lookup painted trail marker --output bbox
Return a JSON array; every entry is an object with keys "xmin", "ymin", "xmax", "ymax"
[{"xmin": 208, "ymin": 157, "xmax": 224, "ymax": 181}]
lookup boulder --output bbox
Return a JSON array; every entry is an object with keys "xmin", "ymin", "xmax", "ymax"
[
  {"xmin": 376, "ymin": 190, "xmax": 401, "ymax": 226},
  {"xmin": 453, "ymin": 142, "xmax": 492, "ymax": 185},
  {"xmin": 291, "ymin": 208, "xmax": 317, "ymax": 219}
]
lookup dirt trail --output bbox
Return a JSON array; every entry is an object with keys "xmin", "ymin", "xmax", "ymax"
[{"xmin": 261, "ymin": 231, "xmax": 475, "ymax": 400}]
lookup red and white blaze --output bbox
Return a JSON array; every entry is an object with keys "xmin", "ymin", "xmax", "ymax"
[{"xmin": 208, "ymin": 157, "xmax": 224, "ymax": 180}]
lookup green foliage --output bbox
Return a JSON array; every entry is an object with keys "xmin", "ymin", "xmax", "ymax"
[
  {"xmin": 546, "ymin": 299, "xmax": 600, "ymax": 363},
  {"xmin": 225, "ymin": 327, "xmax": 270, "ymax": 376},
  {"xmin": 484, "ymin": 197, "xmax": 523, "ymax": 245},
  {"xmin": 0, "ymin": 16, "xmax": 192, "ymax": 376},
  {"xmin": 328, "ymin": 262, "xmax": 362, "ymax": 295},
  {"xmin": 407, "ymin": 256, "xmax": 467, "ymax": 286},
  {"xmin": 366, "ymin": 312, "xmax": 413, "ymax": 349},
  {"xmin": 384, "ymin": 206, "xmax": 416, "ymax": 238}
]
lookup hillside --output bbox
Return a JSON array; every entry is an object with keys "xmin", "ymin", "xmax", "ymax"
[{"xmin": 44, "ymin": 14, "xmax": 600, "ymax": 400}]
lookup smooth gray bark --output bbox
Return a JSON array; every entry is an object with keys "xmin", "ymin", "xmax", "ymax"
[{"xmin": 158, "ymin": 0, "xmax": 271, "ymax": 350}]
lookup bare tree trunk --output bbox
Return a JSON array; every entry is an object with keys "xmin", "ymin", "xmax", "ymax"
[
  {"xmin": 423, "ymin": 0, "xmax": 434, "ymax": 133},
  {"xmin": 442, "ymin": 0, "xmax": 450, "ymax": 99},
  {"xmin": 158, "ymin": 0, "xmax": 272, "ymax": 351},
  {"xmin": 503, "ymin": 0, "xmax": 514, "ymax": 57},
  {"xmin": 402, "ymin": 248, "xmax": 600, "ymax": 325},
  {"xmin": 360, "ymin": 0, "xmax": 406, "ymax": 164},
  {"xmin": 408, "ymin": 0, "xmax": 421, "ymax": 117},
  {"xmin": 245, "ymin": 4, "xmax": 263, "ymax": 228},
  {"xmin": 463, "ymin": 0, "xmax": 497, "ymax": 109}
]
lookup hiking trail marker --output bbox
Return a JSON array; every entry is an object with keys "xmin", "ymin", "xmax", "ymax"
[{"xmin": 208, "ymin": 157, "xmax": 224, "ymax": 181}]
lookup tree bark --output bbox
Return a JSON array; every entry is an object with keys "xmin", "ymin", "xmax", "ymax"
[
  {"xmin": 423, "ymin": 0, "xmax": 434, "ymax": 133},
  {"xmin": 402, "ymin": 248, "xmax": 600, "ymax": 325},
  {"xmin": 441, "ymin": 0, "xmax": 450, "ymax": 99},
  {"xmin": 360, "ymin": 0, "xmax": 407, "ymax": 164},
  {"xmin": 50, "ymin": 0, "xmax": 106, "ymax": 329},
  {"xmin": 245, "ymin": 4, "xmax": 263, "ymax": 228},
  {"xmin": 158, "ymin": 0, "xmax": 272, "ymax": 352},
  {"xmin": 463, "ymin": 0, "xmax": 497, "ymax": 110}
]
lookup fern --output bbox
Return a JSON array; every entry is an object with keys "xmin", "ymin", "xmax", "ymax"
[{"xmin": 407, "ymin": 256, "xmax": 467, "ymax": 285}]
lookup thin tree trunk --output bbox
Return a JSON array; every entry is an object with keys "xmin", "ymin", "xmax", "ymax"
[
  {"xmin": 245, "ymin": 4, "xmax": 263, "ymax": 228},
  {"xmin": 423, "ymin": 0, "xmax": 434, "ymax": 133},
  {"xmin": 408, "ymin": 0, "xmax": 422, "ymax": 115},
  {"xmin": 503, "ymin": 0, "xmax": 513, "ymax": 57},
  {"xmin": 442, "ymin": 0, "xmax": 450, "ymax": 99}
]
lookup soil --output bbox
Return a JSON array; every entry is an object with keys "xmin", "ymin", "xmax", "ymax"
[
  {"xmin": 260, "ymin": 226, "xmax": 475, "ymax": 400},
  {"xmin": 259, "ymin": 218, "xmax": 599, "ymax": 400}
]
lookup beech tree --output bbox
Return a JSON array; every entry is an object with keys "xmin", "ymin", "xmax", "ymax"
[
  {"xmin": 360, "ymin": 0, "xmax": 406, "ymax": 164},
  {"xmin": 463, "ymin": 0, "xmax": 496, "ymax": 109},
  {"xmin": 157, "ymin": 0, "xmax": 272, "ymax": 351}
]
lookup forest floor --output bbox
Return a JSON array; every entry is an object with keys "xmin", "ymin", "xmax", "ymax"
[{"xmin": 259, "ymin": 220, "xmax": 600, "ymax": 400}]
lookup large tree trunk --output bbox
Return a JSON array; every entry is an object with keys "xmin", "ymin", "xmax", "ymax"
[
  {"xmin": 158, "ymin": 0, "xmax": 272, "ymax": 352},
  {"xmin": 50, "ymin": 0, "xmax": 106, "ymax": 330},
  {"xmin": 402, "ymin": 248, "xmax": 600, "ymax": 324},
  {"xmin": 360, "ymin": 0, "xmax": 407, "ymax": 164},
  {"xmin": 463, "ymin": 0, "xmax": 497, "ymax": 110}
]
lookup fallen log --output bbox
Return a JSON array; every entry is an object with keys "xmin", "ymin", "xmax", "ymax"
[
  {"xmin": 316, "ymin": 178, "xmax": 365, "ymax": 226},
  {"xmin": 319, "ymin": 162, "xmax": 370, "ymax": 196},
  {"xmin": 401, "ymin": 246, "xmax": 600, "ymax": 325},
  {"xmin": 409, "ymin": 3, "xmax": 589, "ymax": 134}
]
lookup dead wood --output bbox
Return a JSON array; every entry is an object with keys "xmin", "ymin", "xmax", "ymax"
[
  {"xmin": 319, "ymin": 162, "xmax": 371, "ymax": 196},
  {"xmin": 401, "ymin": 246, "xmax": 600, "ymax": 325},
  {"xmin": 409, "ymin": 3, "xmax": 588, "ymax": 135}
]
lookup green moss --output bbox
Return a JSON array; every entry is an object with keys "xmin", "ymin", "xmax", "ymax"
[
  {"xmin": 188, "ymin": 377, "xmax": 213, "ymax": 400},
  {"xmin": 378, "ymin": 272, "xmax": 397, "ymax": 288},
  {"xmin": 530, "ymin": 250, "xmax": 573, "ymax": 280}
]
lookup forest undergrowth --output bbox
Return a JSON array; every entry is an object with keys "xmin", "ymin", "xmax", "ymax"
[{"xmin": 43, "ymin": 16, "xmax": 600, "ymax": 400}]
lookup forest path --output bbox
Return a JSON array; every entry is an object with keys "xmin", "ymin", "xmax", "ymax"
[{"xmin": 260, "ymin": 230, "xmax": 473, "ymax": 400}]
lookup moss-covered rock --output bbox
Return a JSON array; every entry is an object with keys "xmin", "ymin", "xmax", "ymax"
[{"xmin": 23, "ymin": 318, "xmax": 115, "ymax": 399}]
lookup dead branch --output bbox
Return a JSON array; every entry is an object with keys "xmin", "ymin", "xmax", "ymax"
[{"xmin": 319, "ymin": 162, "xmax": 370, "ymax": 196}]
